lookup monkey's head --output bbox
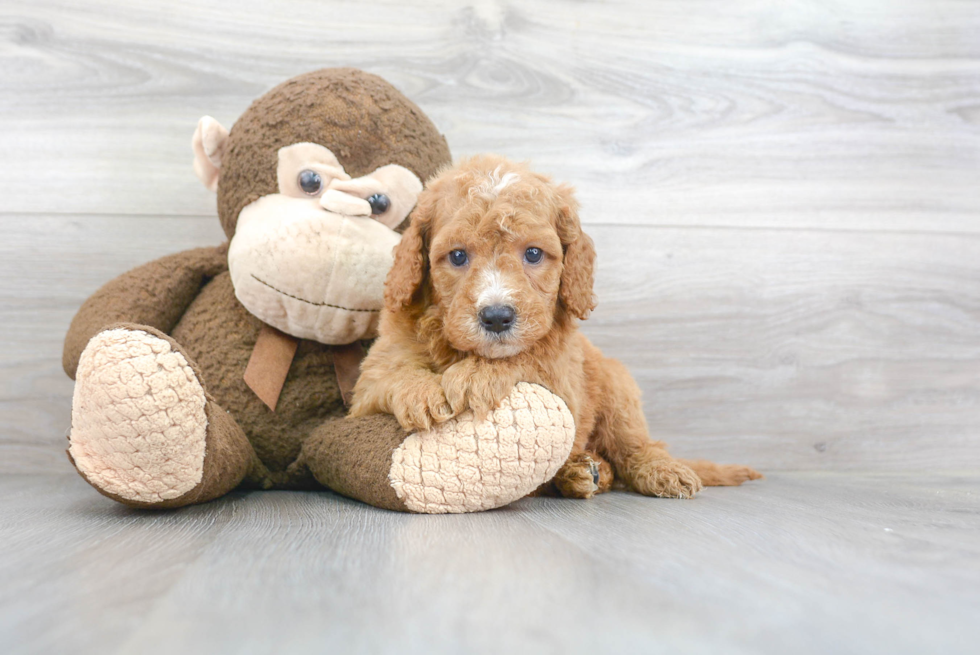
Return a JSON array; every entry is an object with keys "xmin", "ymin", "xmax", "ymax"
[{"xmin": 192, "ymin": 68, "xmax": 451, "ymax": 345}]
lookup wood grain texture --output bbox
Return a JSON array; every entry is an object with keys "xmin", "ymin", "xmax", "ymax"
[
  {"xmin": 584, "ymin": 226, "xmax": 980, "ymax": 471},
  {"xmin": 1, "ymin": 0, "xmax": 979, "ymax": 231},
  {"xmin": 1, "ymin": 472, "xmax": 978, "ymax": 654},
  {"xmin": 1, "ymin": 2, "xmax": 979, "ymax": 651}
]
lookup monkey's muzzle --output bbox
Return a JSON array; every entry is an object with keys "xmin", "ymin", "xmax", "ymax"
[{"xmin": 227, "ymin": 193, "xmax": 400, "ymax": 345}]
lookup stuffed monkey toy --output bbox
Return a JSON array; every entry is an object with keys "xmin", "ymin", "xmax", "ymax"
[{"xmin": 62, "ymin": 68, "xmax": 575, "ymax": 514}]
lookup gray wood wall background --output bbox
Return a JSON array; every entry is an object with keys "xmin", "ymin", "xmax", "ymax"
[{"xmin": 2, "ymin": 0, "xmax": 978, "ymax": 474}]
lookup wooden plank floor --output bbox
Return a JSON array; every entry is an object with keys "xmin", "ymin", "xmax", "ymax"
[
  {"xmin": 2, "ymin": 472, "xmax": 978, "ymax": 654},
  {"xmin": 2, "ymin": 0, "xmax": 979, "ymax": 652}
]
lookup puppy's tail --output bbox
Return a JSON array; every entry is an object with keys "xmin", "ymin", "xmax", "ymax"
[{"xmin": 677, "ymin": 459, "xmax": 763, "ymax": 487}]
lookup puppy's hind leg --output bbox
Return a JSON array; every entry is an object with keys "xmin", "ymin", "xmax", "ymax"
[
  {"xmin": 552, "ymin": 450, "xmax": 615, "ymax": 499},
  {"xmin": 592, "ymin": 360, "xmax": 702, "ymax": 499}
]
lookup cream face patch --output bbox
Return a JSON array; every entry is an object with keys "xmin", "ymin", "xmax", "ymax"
[
  {"xmin": 228, "ymin": 142, "xmax": 418, "ymax": 345},
  {"xmin": 229, "ymin": 194, "xmax": 401, "ymax": 344}
]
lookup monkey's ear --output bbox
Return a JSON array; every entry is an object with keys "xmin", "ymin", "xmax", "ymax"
[{"xmin": 192, "ymin": 116, "xmax": 230, "ymax": 192}]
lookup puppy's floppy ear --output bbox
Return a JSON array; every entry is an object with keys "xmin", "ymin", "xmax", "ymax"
[
  {"xmin": 384, "ymin": 193, "xmax": 432, "ymax": 313},
  {"xmin": 555, "ymin": 183, "xmax": 597, "ymax": 320}
]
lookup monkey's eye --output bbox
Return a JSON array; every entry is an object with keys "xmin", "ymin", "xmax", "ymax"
[
  {"xmin": 367, "ymin": 193, "xmax": 390, "ymax": 215},
  {"xmin": 298, "ymin": 170, "xmax": 323, "ymax": 195},
  {"xmin": 524, "ymin": 247, "xmax": 544, "ymax": 264},
  {"xmin": 449, "ymin": 249, "xmax": 468, "ymax": 267}
]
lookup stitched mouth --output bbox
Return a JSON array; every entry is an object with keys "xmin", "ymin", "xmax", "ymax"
[{"xmin": 250, "ymin": 274, "xmax": 381, "ymax": 313}]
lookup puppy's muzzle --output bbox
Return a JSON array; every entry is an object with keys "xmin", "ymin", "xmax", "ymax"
[{"xmin": 478, "ymin": 305, "xmax": 516, "ymax": 334}]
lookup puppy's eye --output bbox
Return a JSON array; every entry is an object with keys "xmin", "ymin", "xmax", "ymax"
[
  {"xmin": 449, "ymin": 249, "xmax": 468, "ymax": 267},
  {"xmin": 298, "ymin": 170, "xmax": 323, "ymax": 195},
  {"xmin": 524, "ymin": 247, "xmax": 544, "ymax": 264},
  {"xmin": 367, "ymin": 193, "xmax": 390, "ymax": 215}
]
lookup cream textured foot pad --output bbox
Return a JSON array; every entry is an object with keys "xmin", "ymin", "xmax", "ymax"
[
  {"xmin": 69, "ymin": 329, "xmax": 208, "ymax": 503},
  {"xmin": 389, "ymin": 382, "xmax": 576, "ymax": 514}
]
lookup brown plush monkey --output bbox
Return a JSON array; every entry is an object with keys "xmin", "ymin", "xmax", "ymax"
[{"xmin": 62, "ymin": 68, "xmax": 575, "ymax": 513}]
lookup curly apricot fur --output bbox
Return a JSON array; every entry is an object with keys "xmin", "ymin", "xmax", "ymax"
[{"xmin": 351, "ymin": 155, "xmax": 762, "ymax": 496}]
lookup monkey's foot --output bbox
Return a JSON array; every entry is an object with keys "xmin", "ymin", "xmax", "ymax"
[
  {"xmin": 388, "ymin": 382, "xmax": 576, "ymax": 513},
  {"xmin": 68, "ymin": 328, "xmax": 209, "ymax": 504}
]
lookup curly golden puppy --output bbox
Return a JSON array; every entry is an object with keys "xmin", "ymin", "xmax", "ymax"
[{"xmin": 351, "ymin": 155, "xmax": 761, "ymax": 499}]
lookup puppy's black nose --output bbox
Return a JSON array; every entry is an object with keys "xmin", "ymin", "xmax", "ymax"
[{"xmin": 479, "ymin": 305, "xmax": 516, "ymax": 334}]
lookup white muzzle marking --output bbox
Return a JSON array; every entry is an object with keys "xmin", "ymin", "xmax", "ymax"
[
  {"xmin": 476, "ymin": 267, "xmax": 514, "ymax": 308},
  {"xmin": 473, "ymin": 266, "xmax": 523, "ymax": 358}
]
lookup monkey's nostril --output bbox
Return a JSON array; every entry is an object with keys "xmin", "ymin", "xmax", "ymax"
[{"xmin": 478, "ymin": 305, "xmax": 516, "ymax": 334}]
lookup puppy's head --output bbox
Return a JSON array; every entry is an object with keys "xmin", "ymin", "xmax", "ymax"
[{"xmin": 385, "ymin": 154, "xmax": 596, "ymax": 359}]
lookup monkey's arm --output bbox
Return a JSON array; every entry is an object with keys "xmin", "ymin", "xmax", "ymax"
[{"xmin": 63, "ymin": 246, "xmax": 229, "ymax": 379}]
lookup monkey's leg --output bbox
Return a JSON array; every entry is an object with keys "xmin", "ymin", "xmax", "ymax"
[
  {"xmin": 63, "ymin": 246, "xmax": 227, "ymax": 379},
  {"xmin": 67, "ymin": 324, "xmax": 266, "ymax": 509},
  {"xmin": 297, "ymin": 382, "xmax": 577, "ymax": 513}
]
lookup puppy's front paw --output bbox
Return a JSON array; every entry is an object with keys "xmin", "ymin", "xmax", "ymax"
[
  {"xmin": 441, "ymin": 359, "xmax": 476, "ymax": 416},
  {"xmin": 391, "ymin": 381, "xmax": 454, "ymax": 432},
  {"xmin": 442, "ymin": 359, "xmax": 518, "ymax": 420}
]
